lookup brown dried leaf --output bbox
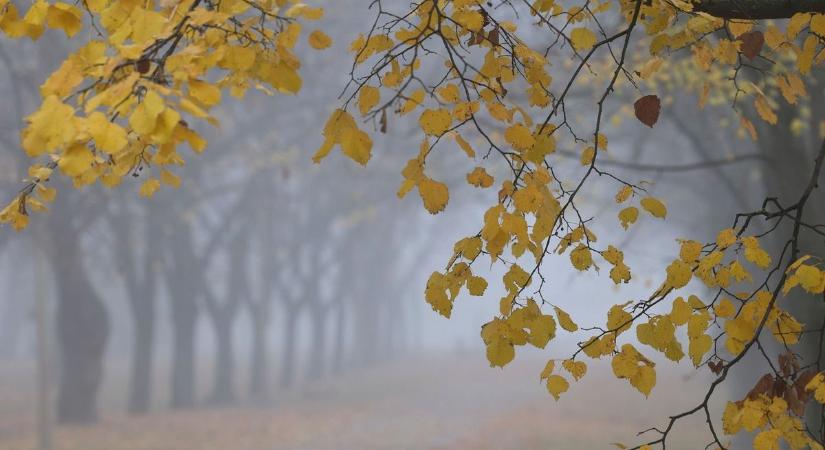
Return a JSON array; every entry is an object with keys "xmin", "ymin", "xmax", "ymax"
[
  {"xmin": 785, "ymin": 383, "xmax": 805, "ymax": 416},
  {"xmin": 136, "ymin": 59, "xmax": 151, "ymax": 74},
  {"xmin": 747, "ymin": 373, "xmax": 774, "ymax": 400},
  {"xmin": 795, "ymin": 370, "xmax": 816, "ymax": 394},
  {"xmin": 778, "ymin": 351, "xmax": 799, "ymax": 377},
  {"xmin": 633, "ymin": 95, "xmax": 660, "ymax": 128},
  {"xmin": 488, "ymin": 27, "xmax": 500, "ymax": 46},
  {"xmin": 739, "ymin": 30, "xmax": 765, "ymax": 60}
]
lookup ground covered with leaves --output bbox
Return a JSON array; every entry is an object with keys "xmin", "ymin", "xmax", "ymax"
[{"xmin": 0, "ymin": 355, "xmax": 719, "ymax": 449}]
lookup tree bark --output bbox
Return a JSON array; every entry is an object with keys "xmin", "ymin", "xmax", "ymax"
[
  {"xmin": 330, "ymin": 302, "xmax": 346, "ymax": 375},
  {"xmin": 52, "ymin": 237, "xmax": 109, "ymax": 424},
  {"xmin": 127, "ymin": 296, "xmax": 154, "ymax": 414},
  {"xmin": 248, "ymin": 308, "xmax": 269, "ymax": 398},
  {"xmin": 694, "ymin": 0, "xmax": 825, "ymax": 19},
  {"xmin": 170, "ymin": 302, "xmax": 197, "ymax": 409},
  {"xmin": 208, "ymin": 311, "xmax": 236, "ymax": 404},
  {"xmin": 306, "ymin": 307, "xmax": 327, "ymax": 381},
  {"xmin": 279, "ymin": 305, "xmax": 299, "ymax": 389}
]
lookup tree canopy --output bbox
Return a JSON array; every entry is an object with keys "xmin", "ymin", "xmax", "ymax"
[{"xmin": 3, "ymin": 0, "xmax": 825, "ymax": 448}]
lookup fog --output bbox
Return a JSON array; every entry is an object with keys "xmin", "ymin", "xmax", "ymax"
[{"xmin": 0, "ymin": 1, "xmax": 821, "ymax": 449}]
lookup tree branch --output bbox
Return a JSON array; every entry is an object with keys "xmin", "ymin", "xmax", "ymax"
[{"xmin": 693, "ymin": 0, "xmax": 825, "ymax": 19}]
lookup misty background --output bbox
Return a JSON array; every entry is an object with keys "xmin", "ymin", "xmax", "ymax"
[{"xmin": 1, "ymin": 1, "xmax": 822, "ymax": 449}]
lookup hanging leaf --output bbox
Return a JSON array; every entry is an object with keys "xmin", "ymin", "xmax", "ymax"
[
  {"xmin": 739, "ymin": 30, "xmax": 764, "ymax": 60},
  {"xmin": 633, "ymin": 95, "xmax": 661, "ymax": 128}
]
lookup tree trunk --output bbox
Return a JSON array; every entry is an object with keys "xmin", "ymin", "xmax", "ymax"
[
  {"xmin": 170, "ymin": 298, "xmax": 197, "ymax": 409},
  {"xmin": 279, "ymin": 306, "xmax": 299, "ymax": 389},
  {"xmin": 249, "ymin": 309, "xmax": 269, "ymax": 398},
  {"xmin": 127, "ymin": 294, "xmax": 154, "ymax": 414},
  {"xmin": 331, "ymin": 303, "xmax": 346, "ymax": 375},
  {"xmin": 53, "ymin": 238, "xmax": 109, "ymax": 424},
  {"xmin": 209, "ymin": 313, "xmax": 235, "ymax": 405},
  {"xmin": 306, "ymin": 308, "xmax": 326, "ymax": 382}
]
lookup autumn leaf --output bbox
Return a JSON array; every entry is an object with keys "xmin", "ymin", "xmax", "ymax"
[
  {"xmin": 570, "ymin": 27, "xmax": 596, "ymax": 51},
  {"xmin": 633, "ymin": 95, "xmax": 661, "ymax": 128},
  {"xmin": 739, "ymin": 30, "xmax": 764, "ymax": 60}
]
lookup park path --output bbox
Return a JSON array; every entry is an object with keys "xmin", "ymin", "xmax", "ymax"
[{"xmin": 0, "ymin": 354, "xmax": 721, "ymax": 450}]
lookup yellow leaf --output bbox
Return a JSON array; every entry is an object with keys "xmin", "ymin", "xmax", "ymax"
[
  {"xmin": 630, "ymin": 365, "xmax": 656, "ymax": 396},
  {"xmin": 307, "ymin": 29, "xmax": 332, "ymax": 49},
  {"xmin": 787, "ymin": 13, "xmax": 811, "ymax": 40},
  {"xmin": 570, "ymin": 27, "xmax": 597, "ymax": 51},
  {"xmin": 689, "ymin": 333, "xmax": 712, "ymax": 366},
  {"xmin": 313, "ymin": 110, "xmax": 372, "ymax": 165},
  {"xmin": 139, "ymin": 178, "xmax": 160, "ymax": 198},
  {"xmin": 419, "ymin": 177, "xmax": 449, "ymax": 214},
  {"xmin": 58, "ymin": 143, "xmax": 94, "ymax": 177},
  {"xmin": 419, "ymin": 108, "xmax": 453, "ymax": 136},
  {"xmin": 453, "ymin": 9, "xmax": 483, "ymax": 31},
  {"xmin": 129, "ymin": 90, "xmax": 165, "ymax": 136},
  {"xmin": 22, "ymin": 95, "xmax": 77, "ymax": 156},
  {"xmin": 742, "ymin": 236, "xmax": 771, "ymax": 269},
  {"xmin": 400, "ymin": 89, "xmax": 425, "ymax": 115},
  {"xmin": 716, "ymin": 228, "xmax": 737, "ymax": 248},
  {"xmin": 812, "ymin": 14, "xmax": 825, "ymax": 35},
  {"xmin": 545, "ymin": 375, "xmax": 569, "ymax": 400},
  {"xmin": 189, "ymin": 80, "xmax": 222, "ymax": 107},
  {"xmin": 504, "ymin": 124, "xmax": 535, "ymax": 151},
  {"xmin": 466, "ymin": 166, "xmax": 494, "ymax": 188},
  {"xmin": 454, "ymin": 134, "xmax": 475, "ymax": 158},
  {"xmin": 665, "ymin": 259, "xmax": 692, "ymax": 289},
  {"xmin": 88, "ymin": 112, "xmax": 128, "ymax": 154},
  {"xmin": 798, "ymin": 34, "xmax": 818, "ymax": 74},
  {"xmin": 607, "ymin": 305, "xmax": 632, "ymax": 334},
  {"xmin": 540, "ymin": 359, "xmax": 555, "ymax": 381},
  {"xmin": 160, "ymin": 169, "xmax": 180, "ymax": 188},
  {"xmin": 569, "ymin": 244, "xmax": 592, "ymax": 271},
  {"xmin": 752, "ymin": 428, "xmax": 781, "ymax": 450},
  {"xmin": 437, "ymin": 84, "xmax": 461, "ymax": 103},
  {"xmin": 754, "ymin": 95, "xmax": 777, "ymax": 125},
  {"xmin": 129, "ymin": 7, "xmax": 167, "ymax": 44},
  {"xmin": 425, "ymin": 272, "xmax": 452, "ymax": 318},
  {"xmin": 46, "ymin": 3, "xmax": 82, "ymax": 37},
  {"xmin": 580, "ymin": 146, "xmax": 595, "ymax": 165},
  {"xmin": 358, "ymin": 85, "xmax": 380, "ymax": 116},
  {"xmin": 340, "ymin": 127, "xmax": 372, "ymax": 165},
  {"xmin": 486, "ymin": 338, "xmax": 515, "ymax": 368},
  {"xmin": 615, "ymin": 185, "xmax": 633, "ymax": 203},
  {"xmin": 554, "ymin": 306, "xmax": 578, "ymax": 331},
  {"xmin": 618, "ymin": 206, "xmax": 638, "ymax": 229},
  {"xmin": 714, "ymin": 298, "xmax": 736, "ymax": 318},
  {"xmin": 37, "ymin": 185, "xmax": 57, "ymax": 203},
  {"xmin": 669, "ymin": 297, "xmax": 690, "ymax": 325},
  {"xmin": 22, "ymin": 1, "xmax": 49, "ymax": 39},
  {"xmin": 640, "ymin": 197, "xmax": 667, "ymax": 218},
  {"xmin": 562, "ymin": 360, "xmax": 587, "ymax": 381},
  {"xmin": 467, "ymin": 276, "xmax": 487, "ymax": 296},
  {"xmin": 679, "ymin": 240, "xmax": 702, "ymax": 262}
]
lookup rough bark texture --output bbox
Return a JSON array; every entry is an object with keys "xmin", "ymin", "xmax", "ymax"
[{"xmin": 694, "ymin": 0, "xmax": 825, "ymax": 19}]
